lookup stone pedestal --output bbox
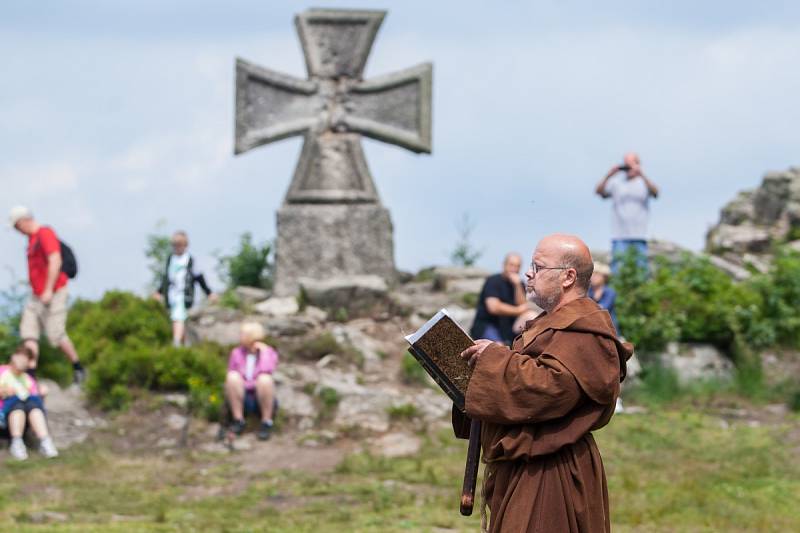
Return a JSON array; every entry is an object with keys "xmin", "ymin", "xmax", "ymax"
[{"xmin": 273, "ymin": 203, "xmax": 395, "ymax": 296}]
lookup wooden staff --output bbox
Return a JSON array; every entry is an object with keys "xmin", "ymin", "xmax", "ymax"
[{"xmin": 460, "ymin": 418, "xmax": 482, "ymax": 516}]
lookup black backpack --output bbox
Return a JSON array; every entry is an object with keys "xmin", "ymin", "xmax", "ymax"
[{"xmin": 60, "ymin": 240, "xmax": 78, "ymax": 279}]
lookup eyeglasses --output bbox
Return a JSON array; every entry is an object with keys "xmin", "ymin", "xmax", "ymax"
[{"xmin": 529, "ymin": 263, "xmax": 569, "ymax": 275}]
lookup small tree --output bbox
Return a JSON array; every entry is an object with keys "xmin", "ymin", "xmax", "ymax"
[
  {"xmin": 144, "ymin": 220, "xmax": 171, "ymax": 291},
  {"xmin": 450, "ymin": 213, "xmax": 483, "ymax": 267},
  {"xmin": 216, "ymin": 233, "xmax": 274, "ymax": 290}
]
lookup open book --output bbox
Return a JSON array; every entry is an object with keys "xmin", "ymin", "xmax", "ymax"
[{"xmin": 404, "ymin": 309, "xmax": 475, "ymax": 411}]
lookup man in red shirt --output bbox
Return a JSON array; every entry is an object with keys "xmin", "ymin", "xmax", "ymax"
[{"xmin": 9, "ymin": 206, "xmax": 84, "ymax": 384}]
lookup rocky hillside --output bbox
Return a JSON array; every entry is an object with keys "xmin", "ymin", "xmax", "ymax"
[
  {"xmin": 706, "ymin": 167, "xmax": 800, "ymax": 270},
  {"xmin": 183, "ymin": 268, "xmax": 491, "ymax": 449}
]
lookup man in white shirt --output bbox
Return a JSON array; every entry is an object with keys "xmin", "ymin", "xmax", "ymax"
[{"xmin": 596, "ymin": 152, "xmax": 659, "ymax": 273}]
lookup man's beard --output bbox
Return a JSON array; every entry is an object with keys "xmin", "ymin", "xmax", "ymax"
[{"xmin": 530, "ymin": 287, "xmax": 561, "ymax": 313}]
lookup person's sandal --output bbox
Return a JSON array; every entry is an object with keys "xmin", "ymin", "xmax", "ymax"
[
  {"xmin": 257, "ymin": 422, "xmax": 273, "ymax": 441},
  {"xmin": 231, "ymin": 419, "xmax": 246, "ymax": 435}
]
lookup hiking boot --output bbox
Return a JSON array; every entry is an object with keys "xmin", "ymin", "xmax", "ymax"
[
  {"xmin": 9, "ymin": 438, "xmax": 28, "ymax": 461},
  {"xmin": 39, "ymin": 437, "xmax": 59, "ymax": 459},
  {"xmin": 231, "ymin": 419, "xmax": 246, "ymax": 436},
  {"xmin": 257, "ymin": 422, "xmax": 273, "ymax": 441},
  {"xmin": 73, "ymin": 367, "xmax": 86, "ymax": 385}
]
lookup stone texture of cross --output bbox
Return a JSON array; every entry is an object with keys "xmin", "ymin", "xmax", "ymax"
[{"xmin": 235, "ymin": 8, "xmax": 432, "ymax": 204}]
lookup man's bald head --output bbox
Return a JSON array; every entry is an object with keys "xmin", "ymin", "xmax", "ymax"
[
  {"xmin": 503, "ymin": 252, "xmax": 521, "ymax": 267},
  {"xmin": 536, "ymin": 234, "xmax": 594, "ymax": 294},
  {"xmin": 623, "ymin": 152, "xmax": 640, "ymax": 167}
]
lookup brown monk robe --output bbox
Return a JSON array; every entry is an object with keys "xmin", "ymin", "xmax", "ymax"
[{"xmin": 453, "ymin": 297, "xmax": 633, "ymax": 532}]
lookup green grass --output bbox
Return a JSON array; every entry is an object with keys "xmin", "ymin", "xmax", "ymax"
[
  {"xmin": 399, "ymin": 351, "xmax": 429, "ymax": 386},
  {"xmin": 1, "ymin": 408, "xmax": 798, "ymax": 532},
  {"xmin": 599, "ymin": 410, "xmax": 800, "ymax": 532}
]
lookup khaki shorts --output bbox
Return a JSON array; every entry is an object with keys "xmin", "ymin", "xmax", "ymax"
[{"xmin": 19, "ymin": 288, "xmax": 70, "ymax": 346}]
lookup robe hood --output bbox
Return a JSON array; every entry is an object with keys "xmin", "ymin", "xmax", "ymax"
[{"xmin": 521, "ymin": 297, "xmax": 634, "ymax": 405}]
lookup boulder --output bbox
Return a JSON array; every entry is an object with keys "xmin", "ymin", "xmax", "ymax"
[
  {"xmin": 706, "ymin": 167, "xmax": 800, "ymax": 255},
  {"xmin": 33, "ymin": 380, "xmax": 106, "ymax": 450},
  {"xmin": 372, "ymin": 432, "xmax": 422, "ymax": 458},
  {"xmin": 299, "ymin": 275, "xmax": 392, "ymax": 320},
  {"xmin": 275, "ymin": 384, "xmax": 315, "ymax": 420},
  {"xmin": 707, "ymin": 255, "xmax": 752, "ymax": 281},
  {"xmin": 187, "ymin": 301, "xmax": 325, "ymax": 344},
  {"xmin": 261, "ymin": 315, "xmax": 320, "ymax": 338},
  {"xmin": 431, "ymin": 266, "xmax": 490, "ymax": 292},
  {"xmin": 189, "ymin": 309, "xmax": 243, "ymax": 345},
  {"xmin": 658, "ymin": 342, "xmax": 734, "ymax": 384},
  {"xmin": 234, "ymin": 286, "xmax": 271, "ymax": 306},
  {"xmin": 707, "ymin": 224, "xmax": 772, "ymax": 254},
  {"xmin": 254, "ymin": 296, "xmax": 300, "ymax": 316},
  {"xmin": 329, "ymin": 322, "xmax": 385, "ymax": 372}
]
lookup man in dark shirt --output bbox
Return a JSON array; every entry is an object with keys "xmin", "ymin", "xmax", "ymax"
[{"xmin": 470, "ymin": 253, "xmax": 529, "ymax": 345}]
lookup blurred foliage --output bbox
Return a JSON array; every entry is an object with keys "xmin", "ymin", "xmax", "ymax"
[
  {"xmin": 216, "ymin": 232, "xmax": 273, "ymax": 291},
  {"xmin": 24, "ymin": 291, "xmax": 228, "ymax": 417},
  {"xmin": 613, "ymin": 248, "xmax": 780, "ymax": 354},
  {"xmin": 614, "ymin": 246, "xmax": 800, "ymax": 402},
  {"xmin": 144, "ymin": 221, "xmax": 172, "ymax": 292},
  {"xmin": 449, "ymin": 213, "xmax": 482, "ymax": 267},
  {"xmin": 400, "ymin": 350, "xmax": 429, "ymax": 387}
]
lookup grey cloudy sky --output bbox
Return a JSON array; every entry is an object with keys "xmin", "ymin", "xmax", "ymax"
[{"xmin": 3, "ymin": 1, "xmax": 800, "ymax": 299}]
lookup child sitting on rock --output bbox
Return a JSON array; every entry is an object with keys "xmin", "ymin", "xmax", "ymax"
[
  {"xmin": 0, "ymin": 344, "xmax": 58, "ymax": 460},
  {"xmin": 223, "ymin": 322, "xmax": 279, "ymax": 441}
]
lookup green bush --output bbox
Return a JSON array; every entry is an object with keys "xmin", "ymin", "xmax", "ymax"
[
  {"xmin": 0, "ymin": 322, "xmax": 17, "ymax": 360},
  {"xmin": 612, "ymin": 247, "xmax": 800, "ymax": 403},
  {"xmin": 613, "ymin": 251, "xmax": 772, "ymax": 354},
  {"xmin": 216, "ymin": 232, "xmax": 273, "ymax": 290},
  {"xmin": 789, "ymin": 387, "xmax": 800, "ymax": 413},
  {"xmin": 62, "ymin": 291, "xmax": 227, "ymax": 416},
  {"xmin": 750, "ymin": 249, "xmax": 800, "ymax": 347},
  {"xmin": 84, "ymin": 339, "xmax": 226, "ymax": 414},
  {"xmin": 144, "ymin": 224, "xmax": 171, "ymax": 291},
  {"xmin": 66, "ymin": 290, "xmax": 172, "ymax": 366}
]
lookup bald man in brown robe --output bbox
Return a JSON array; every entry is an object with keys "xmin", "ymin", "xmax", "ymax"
[{"xmin": 455, "ymin": 234, "xmax": 633, "ymax": 532}]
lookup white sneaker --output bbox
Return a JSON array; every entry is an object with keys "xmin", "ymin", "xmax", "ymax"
[
  {"xmin": 39, "ymin": 437, "xmax": 59, "ymax": 458},
  {"xmin": 9, "ymin": 438, "xmax": 28, "ymax": 460}
]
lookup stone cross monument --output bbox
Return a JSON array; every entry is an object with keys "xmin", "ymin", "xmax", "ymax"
[{"xmin": 235, "ymin": 8, "xmax": 432, "ymax": 296}]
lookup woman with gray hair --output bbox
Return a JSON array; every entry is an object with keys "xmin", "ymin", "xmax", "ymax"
[{"xmin": 221, "ymin": 322, "xmax": 279, "ymax": 441}]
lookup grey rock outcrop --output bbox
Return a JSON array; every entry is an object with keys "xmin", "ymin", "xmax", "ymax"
[
  {"xmin": 188, "ymin": 305, "xmax": 326, "ymax": 345},
  {"xmin": 431, "ymin": 266, "xmax": 490, "ymax": 293},
  {"xmin": 234, "ymin": 286, "xmax": 271, "ymax": 306},
  {"xmin": 706, "ymin": 167, "xmax": 800, "ymax": 258},
  {"xmin": 299, "ymin": 275, "xmax": 393, "ymax": 320},
  {"xmin": 658, "ymin": 343, "xmax": 734, "ymax": 384},
  {"xmin": 254, "ymin": 296, "xmax": 300, "ymax": 317}
]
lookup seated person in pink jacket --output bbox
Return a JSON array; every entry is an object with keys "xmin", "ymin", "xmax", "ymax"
[
  {"xmin": 224, "ymin": 322, "xmax": 278, "ymax": 440},
  {"xmin": 1, "ymin": 344, "xmax": 58, "ymax": 460}
]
